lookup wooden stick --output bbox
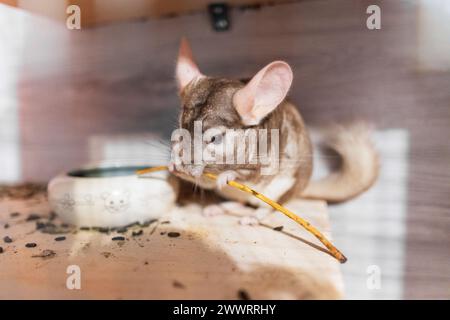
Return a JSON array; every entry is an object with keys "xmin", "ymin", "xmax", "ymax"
[{"xmin": 136, "ymin": 166, "xmax": 347, "ymax": 264}]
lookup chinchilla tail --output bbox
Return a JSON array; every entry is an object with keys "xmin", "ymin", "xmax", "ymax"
[{"xmin": 301, "ymin": 122, "xmax": 379, "ymax": 203}]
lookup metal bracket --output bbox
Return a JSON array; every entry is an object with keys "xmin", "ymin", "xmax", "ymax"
[{"xmin": 208, "ymin": 3, "xmax": 230, "ymax": 31}]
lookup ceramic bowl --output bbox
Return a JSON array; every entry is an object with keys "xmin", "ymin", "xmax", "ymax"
[{"xmin": 48, "ymin": 165, "xmax": 178, "ymax": 228}]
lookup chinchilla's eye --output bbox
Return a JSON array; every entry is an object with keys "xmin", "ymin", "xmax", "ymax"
[{"xmin": 210, "ymin": 134, "xmax": 223, "ymax": 145}]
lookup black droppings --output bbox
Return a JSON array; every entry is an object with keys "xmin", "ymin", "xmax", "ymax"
[
  {"xmin": 36, "ymin": 221, "xmax": 47, "ymax": 230},
  {"xmin": 36, "ymin": 221, "xmax": 49, "ymax": 230},
  {"xmin": 10, "ymin": 212, "xmax": 20, "ymax": 218},
  {"xmin": 112, "ymin": 236, "xmax": 125, "ymax": 241},
  {"xmin": 237, "ymin": 289, "xmax": 251, "ymax": 300},
  {"xmin": 3, "ymin": 236, "xmax": 13, "ymax": 243},
  {"xmin": 132, "ymin": 230, "xmax": 143, "ymax": 237},
  {"xmin": 54, "ymin": 236, "xmax": 66, "ymax": 242},
  {"xmin": 0, "ymin": 247, "xmax": 3, "ymax": 253},
  {"xmin": 80, "ymin": 226, "xmax": 90, "ymax": 231},
  {"xmin": 25, "ymin": 243, "xmax": 37, "ymax": 248},
  {"xmin": 26, "ymin": 213, "xmax": 41, "ymax": 221},
  {"xmin": 37, "ymin": 222, "xmax": 71, "ymax": 235},
  {"xmin": 273, "ymin": 226, "xmax": 284, "ymax": 232},
  {"xmin": 167, "ymin": 232, "xmax": 180, "ymax": 238},
  {"xmin": 4, "ymin": 223, "xmax": 9, "ymax": 229},
  {"xmin": 160, "ymin": 232, "xmax": 166, "ymax": 235},
  {"xmin": 172, "ymin": 280, "xmax": 185, "ymax": 289}
]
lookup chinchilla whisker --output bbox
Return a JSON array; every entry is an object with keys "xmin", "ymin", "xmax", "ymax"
[{"xmin": 144, "ymin": 139, "xmax": 171, "ymax": 149}]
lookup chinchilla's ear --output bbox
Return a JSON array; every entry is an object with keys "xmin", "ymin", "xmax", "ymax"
[
  {"xmin": 175, "ymin": 37, "xmax": 204, "ymax": 92},
  {"xmin": 233, "ymin": 61, "xmax": 293, "ymax": 126}
]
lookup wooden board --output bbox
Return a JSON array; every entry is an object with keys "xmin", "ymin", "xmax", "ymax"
[{"xmin": 0, "ymin": 190, "xmax": 343, "ymax": 299}]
